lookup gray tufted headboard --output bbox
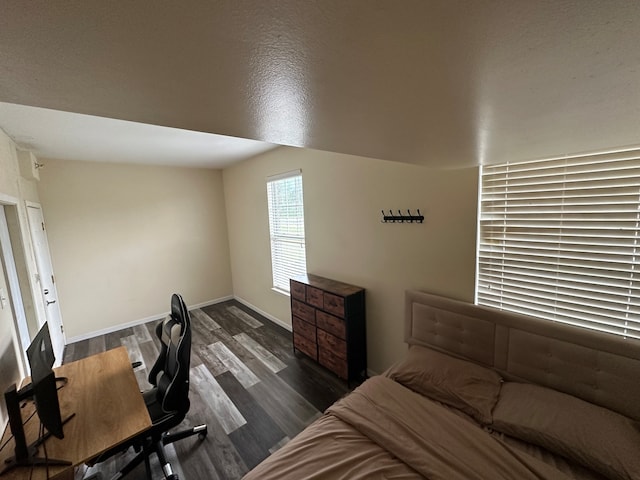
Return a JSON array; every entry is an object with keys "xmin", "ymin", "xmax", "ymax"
[{"xmin": 405, "ymin": 290, "xmax": 640, "ymax": 421}]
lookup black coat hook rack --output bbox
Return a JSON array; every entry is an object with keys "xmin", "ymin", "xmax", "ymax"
[{"xmin": 381, "ymin": 209, "xmax": 424, "ymax": 224}]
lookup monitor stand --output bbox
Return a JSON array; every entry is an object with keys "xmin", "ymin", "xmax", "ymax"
[
  {"xmin": 18, "ymin": 376, "xmax": 68, "ymax": 401},
  {"xmin": 0, "ymin": 384, "xmax": 75, "ymax": 476},
  {"xmin": 1, "ymin": 445, "xmax": 72, "ymax": 476}
]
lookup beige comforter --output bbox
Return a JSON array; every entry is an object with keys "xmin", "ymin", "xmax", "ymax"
[{"xmin": 244, "ymin": 376, "xmax": 575, "ymax": 479}]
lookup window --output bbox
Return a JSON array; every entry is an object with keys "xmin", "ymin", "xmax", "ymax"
[
  {"xmin": 477, "ymin": 149, "xmax": 640, "ymax": 340},
  {"xmin": 266, "ymin": 170, "xmax": 307, "ymax": 293}
]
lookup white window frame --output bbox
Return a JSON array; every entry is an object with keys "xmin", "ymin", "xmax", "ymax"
[
  {"xmin": 477, "ymin": 149, "xmax": 640, "ymax": 340},
  {"xmin": 266, "ymin": 170, "xmax": 307, "ymax": 294}
]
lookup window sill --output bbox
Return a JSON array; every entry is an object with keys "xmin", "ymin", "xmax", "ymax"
[{"xmin": 271, "ymin": 287, "xmax": 290, "ymax": 297}]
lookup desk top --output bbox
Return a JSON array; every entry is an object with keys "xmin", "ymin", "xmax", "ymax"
[{"xmin": 0, "ymin": 346, "xmax": 152, "ymax": 480}]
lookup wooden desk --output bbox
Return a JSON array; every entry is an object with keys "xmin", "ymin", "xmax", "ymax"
[{"xmin": 0, "ymin": 346, "xmax": 152, "ymax": 480}]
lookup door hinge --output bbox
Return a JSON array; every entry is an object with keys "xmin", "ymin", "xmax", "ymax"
[
  {"xmin": 41, "ymin": 222, "xmax": 45, "ymax": 231},
  {"xmin": 51, "ymin": 275, "xmax": 55, "ymax": 284},
  {"xmin": 60, "ymin": 325, "xmax": 64, "ymax": 334}
]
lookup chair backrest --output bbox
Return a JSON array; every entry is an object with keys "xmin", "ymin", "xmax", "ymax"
[{"xmin": 148, "ymin": 293, "xmax": 192, "ymax": 414}]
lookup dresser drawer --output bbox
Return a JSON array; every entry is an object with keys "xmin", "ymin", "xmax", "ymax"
[
  {"xmin": 323, "ymin": 293, "xmax": 345, "ymax": 317},
  {"xmin": 316, "ymin": 310, "xmax": 346, "ymax": 340},
  {"xmin": 292, "ymin": 315, "xmax": 316, "ymax": 342},
  {"xmin": 317, "ymin": 329, "xmax": 347, "ymax": 360},
  {"xmin": 290, "ymin": 280, "xmax": 306, "ymax": 300},
  {"xmin": 319, "ymin": 348, "xmax": 348, "ymax": 379},
  {"xmin": 294, "ymin": 333, "xmax": 317, "ymax": 360},
  {"xmin": 306, "ymin": 286, "xmax": 324, "ymax": 308},
  {"xmin": 291, "ymin": 299, "xmax": 315, "ymax": 324}
]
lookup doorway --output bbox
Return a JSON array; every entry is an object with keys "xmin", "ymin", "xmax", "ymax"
[
  {"xmin": 0, "ymin": 257, "xmax": 22, "ymax": 429},
  {"xmin": 0, "ymin": 204, "xmax": 29, "ymax": 373}
]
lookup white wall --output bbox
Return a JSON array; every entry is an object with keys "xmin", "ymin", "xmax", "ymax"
[
  {"xmin": 37, "ymin": 159, "xmax": 233, "ymax": 340},
  {"xmin": 223, "ymin": 146, "xmax": 478, "ymax": 373}
]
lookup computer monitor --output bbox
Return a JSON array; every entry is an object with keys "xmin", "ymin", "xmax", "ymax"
[
  {"xmin": 0, "ymin": 322, "xmax": 71, "ymax": 475},
  {"xmin": 26, "ymin": 322, "xmax": 63, "ymax": 439}
]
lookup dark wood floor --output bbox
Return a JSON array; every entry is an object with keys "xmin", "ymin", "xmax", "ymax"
[{"xmin": 66, "ymin": 300, "xmax": 350, "ymax": 480}]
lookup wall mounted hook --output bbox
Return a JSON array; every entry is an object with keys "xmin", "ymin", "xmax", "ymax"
[{"xmin": 381, "ymin": 209, "xmax": 424, "ymax": 224}]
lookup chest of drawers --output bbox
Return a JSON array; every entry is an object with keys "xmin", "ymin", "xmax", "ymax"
[{"xmin": 290, "ymin": 274, "xmax": 366, "ymax": 384}]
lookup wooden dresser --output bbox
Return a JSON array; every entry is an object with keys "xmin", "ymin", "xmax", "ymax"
[{"xmin": 290, "ymin": 274, "xmax": 366, "ymax": 384}]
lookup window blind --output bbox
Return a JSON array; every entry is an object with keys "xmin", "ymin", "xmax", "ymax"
[
  {"xmin": 267, "ymin": 171, "xmax": 307, "ymax": 293},
  {"xmin": 477, "ymin": 150, "xmax": 640, "ymax": 339}
]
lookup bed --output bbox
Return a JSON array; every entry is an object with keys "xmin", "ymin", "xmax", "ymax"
[{"xmin": 243, "ymin": 290, "xmax": 640, "ymax": 480}]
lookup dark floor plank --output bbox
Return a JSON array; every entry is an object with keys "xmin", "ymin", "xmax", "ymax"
[
  {"xmin": 216, "ymin": 371, "xmax": 286, "ymax": 469},
  {"xmin": 70, "ymin": 338, "xmax": 90, "ymax": 361},
  {"xmin": 246, "ymin": 359, "xmax": 321, "ymax": 438},
  {"xmin": 201, "ymin": 304, "xmax": 247, "ymax": 336},
  {"xmin": 104, "ymin": 330, "xmax": 124, "ymax": 351},
  {"xmin": 191, "ymin": 312, "xmax": 223, "ymax": 347},
  {"xmin": 86, "ymin": 336, "xmax": 105, "ymax": 357},
  {"xmin": 278, "ymin": 354, "xmax": 350, "ymax": 412},
  {"xmin": 183, "ymin": 370, "xmax": 248, "ymax": 479}
]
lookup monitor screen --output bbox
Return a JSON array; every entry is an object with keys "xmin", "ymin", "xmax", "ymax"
[
  {"xmin": 25, "ymin": 322, "xmax": 64, "ymax": 439},
  {"xmin": 32, "ymin": 371, "xmax": 64, "ymax": 439}
]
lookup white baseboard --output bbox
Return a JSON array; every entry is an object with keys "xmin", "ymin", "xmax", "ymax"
[
  {"xmin": 191, "ymin": 295, "xmax": 234, "ymax": 309},
  {"xmin": 65, "ymin": 295, "xmax": 234, "ymax": 344},
  {"xmin": 233, "ymin": 296, "xmax": 292, "ymax": 332}
]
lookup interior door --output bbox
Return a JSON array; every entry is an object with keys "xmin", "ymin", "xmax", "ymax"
[{"xmin": 26, "ymin": 204, "xmax": 65, "ymax": 365}]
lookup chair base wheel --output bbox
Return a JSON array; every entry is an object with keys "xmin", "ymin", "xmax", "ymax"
[{"xmin": 195, "ymin": 424, "xmax": 208, "ymax": 440}]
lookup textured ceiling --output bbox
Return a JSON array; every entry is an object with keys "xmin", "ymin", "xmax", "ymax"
[{"xmin": 1, "ymin": 0, "xmax": 639, "ymax": 168}]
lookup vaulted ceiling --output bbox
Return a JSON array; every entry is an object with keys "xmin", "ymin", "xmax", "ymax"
[{"xmin": 1, "ymin": 1, "xmax": 639, "ymax": 168}]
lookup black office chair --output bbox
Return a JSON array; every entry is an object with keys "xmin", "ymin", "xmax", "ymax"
[{"xmin": 89, "ymin": 293, "xmax": 207, "ymax": 480}]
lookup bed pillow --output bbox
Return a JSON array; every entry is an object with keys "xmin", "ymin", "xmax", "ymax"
[
  {"xmin": 492, "ymin": 382, "xmax": 640, "ymax": 480},
  {"xmin": 387, "ymin": 345, "xmax": 502, "ymax": 423}
]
